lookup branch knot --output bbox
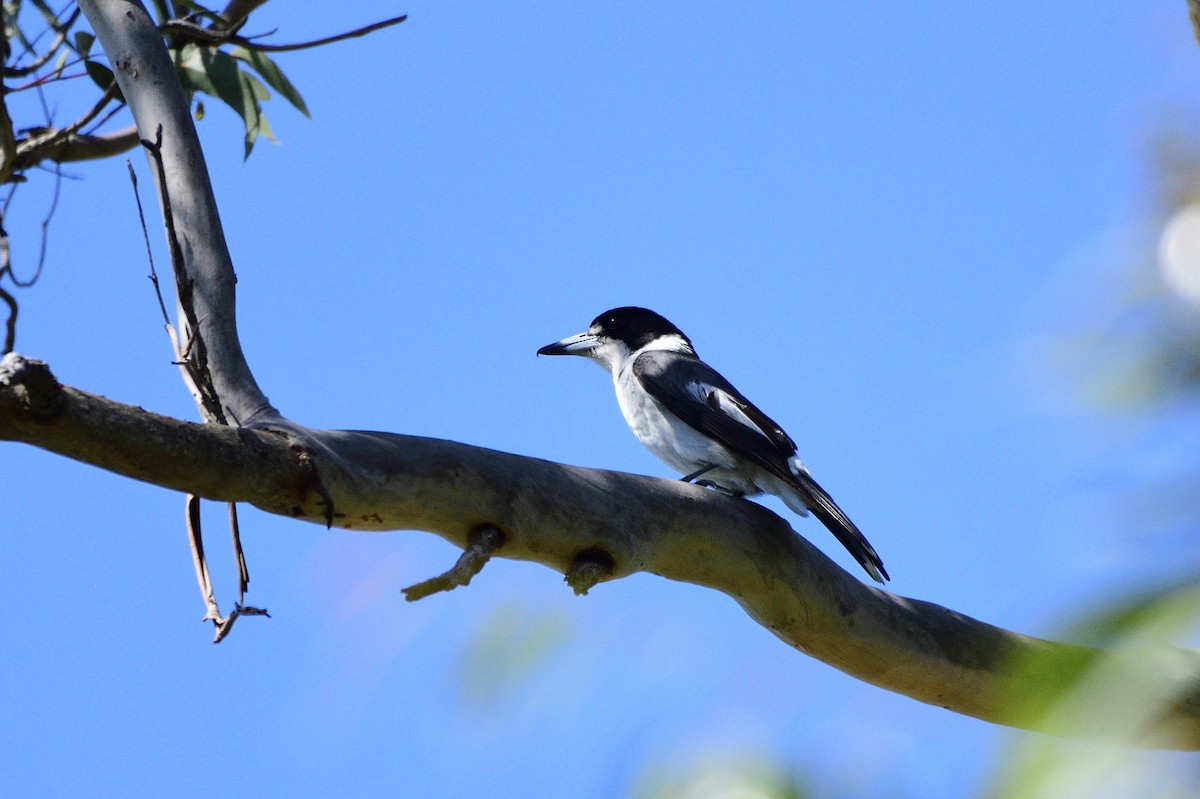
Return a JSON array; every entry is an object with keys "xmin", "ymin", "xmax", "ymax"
[{"xmin": 0, "ymin": 352, "xmax": 63, "ymax": 419}]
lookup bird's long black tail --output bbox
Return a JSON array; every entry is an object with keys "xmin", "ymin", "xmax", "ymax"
[{"xmin": 789, "ymin": 470, "xmax": 889, "ymax": 584}]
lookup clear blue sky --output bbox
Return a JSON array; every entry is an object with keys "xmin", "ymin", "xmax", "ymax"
[{"xmin": 4, "ymin": 2, "xmax": 1200, "ymax": 796}]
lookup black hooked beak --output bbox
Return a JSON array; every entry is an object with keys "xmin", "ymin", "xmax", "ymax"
[{"xmin": 537, "ymin": 332, "xmax": 599, "ymax": 357}]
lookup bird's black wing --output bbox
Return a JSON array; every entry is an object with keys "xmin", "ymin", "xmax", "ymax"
[
  {"xmin": 633, "ymin": 350, "xmax": 889, "ymax": 583},
  {"xmin": 631, "ymin": 350, "xmax": 796, "ymax": 468}
]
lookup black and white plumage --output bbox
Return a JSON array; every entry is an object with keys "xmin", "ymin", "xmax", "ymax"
[{"xmin": 538, "ymin": 306, "xmax": 888, "ymax": 583}]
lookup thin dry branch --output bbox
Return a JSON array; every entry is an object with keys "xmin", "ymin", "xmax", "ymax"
[
  {"xmin": 133, "ymin": 149, "xmax": 257, "ymax": 636},
  {"xmin": 13, "ymin": 125, "xmax": 140, "ymax": 170},
  {"xmin": 0, "ymin": 162, "xmax": 61, "ymax": 291},
  {"xmin": 159, "ymin": 14, "xmax": 408, "ymax": 53},
  {"xmin": 126, "ymin": 159, "xmax": 173, "ymax": 330},
  {"xmin": 186, "ymin": 492, "xmax": 266, "ymax": 642},
  {"xmin": 13, "ymin": 81, "xmax": 122, "ymax": 159},
  {"xmin": 187, "ymin": 492, "xmax": 221, "ymax": 624},
  {"xmin": 3, "ymin": 7, "xmax": 83, "ymax": 78},
  {"xmin": 229, "ymin": 501, "xmax": 248, "ymax": 602},
  {"xmin": 139, "ymin": 126, "xmax": 225, "ymax": 424},
  {"xmin": 403, "ymin": 525, "xmax": 506, "ymax": 601},
  {"xmin": 0, "ymin": 284, "xmax": 15, "ymax": 353}
]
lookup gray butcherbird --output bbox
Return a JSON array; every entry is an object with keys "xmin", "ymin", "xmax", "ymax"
[{"xmin": 538, "ymin": 306, "xmax": 888, "ymax": 583}]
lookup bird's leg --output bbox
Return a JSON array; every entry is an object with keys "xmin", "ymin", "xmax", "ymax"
[
  {"xmin": 695, "ymin": 479, "xmax": 744, "ymax": 497},
  {"xmin": 680, "ymin": 463, "xmax": 717, "ymax": 483}
]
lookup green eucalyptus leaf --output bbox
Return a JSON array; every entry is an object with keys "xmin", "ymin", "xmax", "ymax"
[
  {"xmin": 243, "ymin": 71, "xmax": 271, "ymax": 103},
  {"xmin": 238, "ymin": 72, "xmax": 278, "ymax": 158},
  {"xmin": 174, "ymin": 43, "xmax": 218, "ymax": 96},
  {"xmin": 84, "ymin": 60, "xmax": 114, "ymax": 88},
  {"xmin": 83, "ymin": 60, "xmax": 124, "ymax": 102},
  {"xmin": 229, "ymin": 46, "xmax": 310, "ymax": 118},
  {"xmin": 171, "ymin": 43, "xmax": 295, "ymax": 158},
  {"xmin": 256, "ymin": 107, "xmax": 276, "ymax": 145},
  {"xmin": 200, "ymin": 48, "xmax": 246, "ymax": 105},
  {"xmin": 73, "ymin": 30, "xmax": 94, "ymax": 58},
  {"xmin": 196, "ymin": 47, "xmax": 260, "ymax": 150},
  {"xmin": 147, "ymin": 0, "xmax": 171, "ymax": 24},
  {"xmin": 171, "ymin": 0, "xmax": 222, "ymax": 25}
]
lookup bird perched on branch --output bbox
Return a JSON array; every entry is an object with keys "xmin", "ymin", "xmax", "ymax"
[{"xmin": 538, "ymin": 306, "xmax": 888, "ymax": 583}]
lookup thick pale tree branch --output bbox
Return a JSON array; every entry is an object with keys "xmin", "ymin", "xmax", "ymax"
[
  {"xmin": 13, "ymin": 125, "xmax": 141, "ymax": 169},
  {"xmin": 4, "ymin": 350, "xmax": 1200, "ymax": 748},
  {"xmin": 0, "ymin": 0, "xmax": 1174, "ymax": 749},
  {"xmin": 0, "ymin": 354, "xmax": 307, "ymax": 506},
  {"xmin": 80, "ymin": 0, "xmax": 276, "ymax": 426}
]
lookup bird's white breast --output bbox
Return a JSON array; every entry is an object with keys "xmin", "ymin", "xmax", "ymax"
[{"xmin": 613, "ymin": 356, "xmax": 743, "ymax": 482}]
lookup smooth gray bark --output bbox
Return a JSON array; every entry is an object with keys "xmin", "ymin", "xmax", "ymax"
[{"xmin": 81, "ymin": 0, "xmax": 276, "ymax": 425}]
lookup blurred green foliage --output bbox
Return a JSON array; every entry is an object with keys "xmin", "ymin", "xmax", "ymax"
[
  {"xmin": 456, "ymin": 600, "xmax": 573, "ymax": 710},
  {"xmin": 983, "ymin": 132, "xmax": 1200, "ymax": 798},
  {"xmin": 631, "ymin": 754, "xmax": 812, "ymax": 799},
  {"xmin": 983, "ymin": 579, "xmax": 1200, "ymax": 798}
]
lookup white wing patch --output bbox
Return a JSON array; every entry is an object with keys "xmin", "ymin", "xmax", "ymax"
[{"xmin": 706, "ymin": 387, "xmax": 777, "ymax": 444}]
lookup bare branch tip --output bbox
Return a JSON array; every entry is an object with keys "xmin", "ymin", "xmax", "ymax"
[
  {"xmin": 315, "ymin": 482, "xmax": 335, "ymax": 529},
  {"xmin": 0, "ymin": 352, "xmax": 63, "ymax": 416},
  {"xmin": 1, "ymin": 285, "xmax": 19, "ymax": 354},
  {"xmin": 208, "ymin": 603, "xmax": 269, "ymax": 644},
  {"xmin": 235, "ymin": 603, "xmax": 270, "ymax": 618},
  {"xmin": 211, "ymin": 613, "xmax": 236, "ymax": 643},
  {"xmin": 228, "ymin": 501, "xmax": 250, "ymax": 602},
  {"xmin": 402, "ymin": 524, "xmax": 506, "ymax": 602},
  {"xmin": 564, "ymin": 548, "xmax": 615, "ymax": 597}
]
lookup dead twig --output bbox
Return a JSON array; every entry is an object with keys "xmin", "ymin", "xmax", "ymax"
[
  {"xmin": 159, "ymin": 14, "xmax": 406, "ymax": 53},
  {"xmin": 403, "ymin": 525, "xmax": 506, "ymax": 601},
  {"xmin": 139, "ymin": 125, "xmax": 225, "ymax": 424},
  {"xmin": 4, "ymin": 7, "xmax": 82, "ymax": 78},
  {"xmin": 186, "ymin": 493, "xmax": 222, "ymax": 624},
  {"xmin": 14, "ymin": 82, "xmax": 123, "ymax": 170},
  {"xmin": 186, "ymin": 493, "xmax": 268, "ymax": 643},
  {"xmin": 135, "ymin": 135, "xmax": 264, "ymax": 641},
  {"xmin": 229, "ymin": 501, "xmax": 248, "ymax": 603},
  {"xmin": 210, "ymin": 602, "xmax": 271, "ymax": 644},
  {"xmin": 126, "ymin": 159, "xmax": 174, "ymax": 331},
  {"xmin": 0, "ymin": 150, "xmax": 64, "ymax": 352},
  {"xmin": 0, "ymin": 160, "xmax": 61, "ymax": 289},
  {"xmin": 0, "ymin": 284, "xmax": 16, "ymax": 354}
]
